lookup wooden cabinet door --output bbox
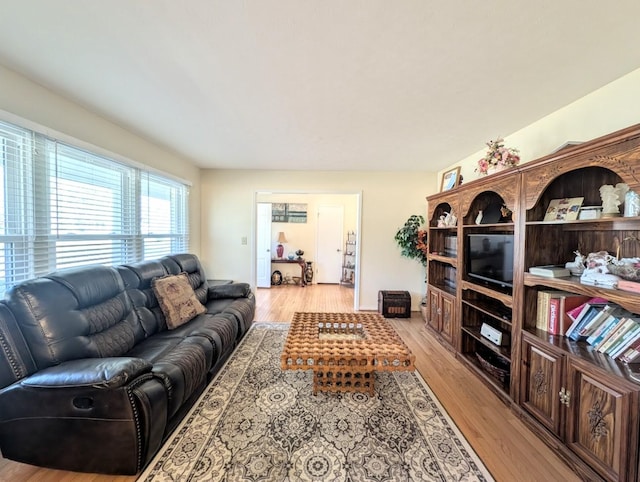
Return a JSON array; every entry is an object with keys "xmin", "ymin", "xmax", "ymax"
[
  {"xmin": 427, "ymin": 289, "xmax": 441, "ymax": 332},
  {"xmin": 520, "ymin": 335, "xmax": 564, "ymax": 437},
  {"xmin": 440, "ymin": 293, "xmax": 456, "ymax": 345},
  {"xmin": 565, "ymin": 358, "xmax": 639, "ymax": 482}
]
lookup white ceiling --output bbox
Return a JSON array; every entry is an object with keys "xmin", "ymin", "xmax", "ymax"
[{"xmin": 1, "ymin": 1, "xmax": 640, "ymax": 171}]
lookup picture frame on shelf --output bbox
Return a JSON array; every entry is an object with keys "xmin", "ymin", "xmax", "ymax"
[
  {"xmin": 543, "ymin": 197, "xmax": 584, "ymax": 222},
  {"xmin": 440, "ymin": 167, "xmax": 461, "ymax": 192}
]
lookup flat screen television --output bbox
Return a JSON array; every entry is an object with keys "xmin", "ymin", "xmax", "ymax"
[{"xmin": 466, "ymin": 233, "xmax": 514, "ymax": 289}]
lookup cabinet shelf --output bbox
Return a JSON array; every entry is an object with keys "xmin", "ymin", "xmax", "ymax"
[
  {"xmin": 429, "ymin": 282, "xmax": 456, "ymax": 297},
  {"xmin": 462, "ymin": 222, "xmax": 514, "ymax": 229},
  {"xmin": 461, "ymin": 299, "xmax": 512, "ymax": 326},
  {"xmin": 460, "ymin": 280, "xmax": 513, "ymax": 307},
  {"xmin": 458, "ymin": 353, "xmax": 510, "ymax": 396},
  {"xmin": 461, "ymin": 326, "xmax": 511, "ymax": 360},
  {"xmin": 526, "ymin": 217, "xmax": 640, "ymax": 230},
  {"xmin": 427, "ymin": 253, "xmax": 457, "ymax": 266},
  {"xmin": 524, "ymin": 272, "xmax": 640, "ymax": 314}
]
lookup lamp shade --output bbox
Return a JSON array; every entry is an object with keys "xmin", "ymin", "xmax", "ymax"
[{"xmin": 277, "ymin": 232, "xmax": 288, "ymax": 243}]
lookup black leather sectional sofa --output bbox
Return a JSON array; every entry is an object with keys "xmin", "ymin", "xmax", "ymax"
[{"xmin": 0, "ymin": 253, "xmax": 255, "ymax": 474}]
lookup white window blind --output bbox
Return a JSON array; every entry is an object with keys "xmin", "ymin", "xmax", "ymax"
[{"xmin": 0, "ymin": 118, "xmax": 189, "ymax": 295}]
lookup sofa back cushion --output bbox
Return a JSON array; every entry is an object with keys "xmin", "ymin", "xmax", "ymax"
[
  {"xmin": 161, "ymin": 254, "xmax": 209, "ymax": 305},
  {"xmin": 6, "ymin": 266, "xmax": 143, "ymax": 370},
  {"xmin": 117, "ymin": 260, "xmax": 170, "ymax": 336}
]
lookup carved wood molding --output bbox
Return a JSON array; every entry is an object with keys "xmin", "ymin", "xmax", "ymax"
[
  {"xmin": 587, "ymin": 400, "xmax": 609, "ymax": 441},
  {"xmin": 533, "ymin": 368, "xmax": 547, "ymax": 396}
]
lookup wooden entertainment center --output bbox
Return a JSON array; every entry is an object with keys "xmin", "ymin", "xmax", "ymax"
[{"xmin": 426, "ymin": 123, "xmax": 640, "ymax": 482}]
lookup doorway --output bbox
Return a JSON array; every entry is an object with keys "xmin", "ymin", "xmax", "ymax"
[{"xmin": 253, "ymin": 191, "xmax": 361, "ymax": 310}]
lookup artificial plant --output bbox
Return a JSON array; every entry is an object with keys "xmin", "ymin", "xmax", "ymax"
[{"xmin": 394, "ymin": 214, "xmax": 428, "ymax": 267}]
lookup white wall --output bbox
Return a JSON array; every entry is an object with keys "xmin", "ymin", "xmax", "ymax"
[
  {"xmin": 201, "ymin": 170, "xmax": 437, "ymax": 310},
  {"xmin": 0, "ymin": 65, "xmax": 203, "ymax": 254},
  {"xmin": 439, "ymin": 67, "xmax": 640, "ymax": 184}
]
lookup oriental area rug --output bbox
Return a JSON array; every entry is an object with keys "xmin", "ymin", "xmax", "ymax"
[{"xmin": 138, "ymin": 323, "xmax": 494, "ymax": 482}]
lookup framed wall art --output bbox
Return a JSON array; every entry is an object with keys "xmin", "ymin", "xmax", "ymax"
[{"xmin": 440, "ymin": 167, "xmax": 461, "ymax": 192}]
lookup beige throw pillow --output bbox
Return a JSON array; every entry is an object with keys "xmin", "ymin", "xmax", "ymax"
[{"xmin": 152, "ymin": 273, "xmax": 206, "ymax": 329}]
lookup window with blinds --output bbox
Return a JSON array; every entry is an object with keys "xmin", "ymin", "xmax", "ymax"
[{"xmin": 0, "ymin": 119, "xmax": 189, "ymax": 295}]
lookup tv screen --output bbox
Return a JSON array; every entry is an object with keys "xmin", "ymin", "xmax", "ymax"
[{"xmin": 466, "ymin": 234, "xmax": 514, "ymax": 288}]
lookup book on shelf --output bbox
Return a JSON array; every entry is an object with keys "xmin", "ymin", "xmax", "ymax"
[
  {"xmin": 536, "ymin": 290, "xmax": 554, "ymax": 331},
  {"xmin": 528, "ymin": 265, "xmax": 571, "ymax": 278},
  {"xmin": 566, "ymin": 297, "xmax": 608, "ymax": 323},
  {"xmin": 566, "ymin": 303, "xmax": 615, "ymax": 341},
  {"xmin": 586, "ymin": 314, "xmax": 625, "ymax": 347},
  {"xmin": 564, "ymin": 298, "xmax": 610, "ymax": 339},
  {"xmin": 548, "ymin": 293, "xmax": 591, "ymax": 335},
  {"xmin": 619, "ymin": 338, "xmax": 640, "ymax": 363},
  {"xmin": 578, "ymin": 305, "xmax": 619, "ymax": 339},
  {"xmin": 610, "ymin": 330, "xmax": 640, "ymax": 359},
  {"xmin": 597, "ymin": 318, "xmax": 637, "ymax": 354},
  {"xmin": 607, "ymin": 322, "xmax": 640, "ymax": 358},
  {"xmin": 594, "ymin": 316, "xmax": 632, "ymax": 353},
  {"xmin": 617, "ymin": 279, "xmax": 640, "ymax": 294}
]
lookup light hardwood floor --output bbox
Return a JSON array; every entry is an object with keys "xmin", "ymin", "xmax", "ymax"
[{"xmin": 0, "ymin": 284, "xmax": 580, "ymax": 481}]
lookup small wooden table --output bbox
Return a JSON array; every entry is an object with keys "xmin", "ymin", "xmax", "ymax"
[
  {"xmin": 281, "ymin": 312, "xmax": 415, "ymax": 394},
  {"xmin": 271, "ymin": 258, "xmax": 306, "ymax": 286}
]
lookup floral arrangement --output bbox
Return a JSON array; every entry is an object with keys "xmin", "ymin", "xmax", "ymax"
[{"xmin": 476, "ymin": 138, "xmax": 520, "ymax": 175}]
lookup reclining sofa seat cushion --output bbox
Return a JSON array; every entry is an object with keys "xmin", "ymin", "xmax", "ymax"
[
  {"xmin": 152, "ymin": 272, "xmax": 206, "ymax": 329},
  {"xmin": 162, "ymin": 253, "xmax": 256, "ymax": 339}
]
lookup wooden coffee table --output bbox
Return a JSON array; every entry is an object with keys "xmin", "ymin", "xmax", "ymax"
[{"xmin": 280, "ymin": 312, "xmax": 415, "ymax": 395}]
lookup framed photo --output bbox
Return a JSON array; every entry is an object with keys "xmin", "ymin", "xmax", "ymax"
[
  {"xmin": 440, "ymin": 167, "xmax": 461, "ymax": 192},
  {"xmin": 543, "ymin": 197, "xmax": 584, "ymax": 222}
]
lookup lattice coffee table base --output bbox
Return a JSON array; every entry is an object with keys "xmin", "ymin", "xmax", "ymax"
[
  {"xmin": 313, "ymin": 370, "xmax": 375, "ymax": 395},
  {"xmin": 281, "ymin": 312, "xmax": 415, "ymax": 395}
]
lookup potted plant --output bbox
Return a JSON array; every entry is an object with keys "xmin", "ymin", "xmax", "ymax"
[{"xmin": 394, "ymin": 214, "xmax": 429, "ymax": 320}]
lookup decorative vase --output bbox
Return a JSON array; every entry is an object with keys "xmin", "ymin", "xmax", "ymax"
[
  {"xmin": 276, "ymin": 244, "xmax": 284, "ymax": 258},
  {"xmin": 475, "ymin": 210, "xmax": 483, "ymax": 225},
  {"xmin": 305, "ymin": 261, "xmax": 314, "ymax": 283},
  {"xmin": 487, "ymin": 165, "xmax": 506, "ymax": 175}
]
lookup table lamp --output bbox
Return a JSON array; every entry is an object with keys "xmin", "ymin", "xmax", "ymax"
[{"xmin": 276, "ymin": 232, "xmax": 287, "ymax": 259}]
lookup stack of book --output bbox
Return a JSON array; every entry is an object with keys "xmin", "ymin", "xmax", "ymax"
[
  {"xmin": 536, "ymin": 291, "xmax": 590, "ymax": 335},
  {"xmin": 563, "ymin": 298, "xmax": 640, "ymax": 362}
]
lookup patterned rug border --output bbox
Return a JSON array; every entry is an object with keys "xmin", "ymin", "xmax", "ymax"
[{"xmin": 138, "ymin": 322, "xmax": 494, "ymax": 481}]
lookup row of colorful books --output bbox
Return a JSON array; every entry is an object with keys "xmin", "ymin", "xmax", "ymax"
[{"xmin": 537, "ymin": 292, "xmax": 640, "ymax": 363}]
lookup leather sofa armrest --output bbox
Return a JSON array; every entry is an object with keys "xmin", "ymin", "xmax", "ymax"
[
  {"xmin": 20, "ymin": 357, "xmax": 152, "ymax": 390},
  {"xmin": 207, "ymin": 282, "xmax": 252, "ymax": 300}
]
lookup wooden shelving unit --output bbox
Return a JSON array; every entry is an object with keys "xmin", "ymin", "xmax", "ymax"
[
  {"xmin": 426, "ymin": 122, "xmax": 640, "ymax": 482},
  {"xmin": 340, "ymin": 231, "xmax": 356, "ymax": 287}
]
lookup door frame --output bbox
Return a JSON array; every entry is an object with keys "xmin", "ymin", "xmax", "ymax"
[{"xmin": 251, "ymin": 190, "xmax": 362, "ymax": 311}]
